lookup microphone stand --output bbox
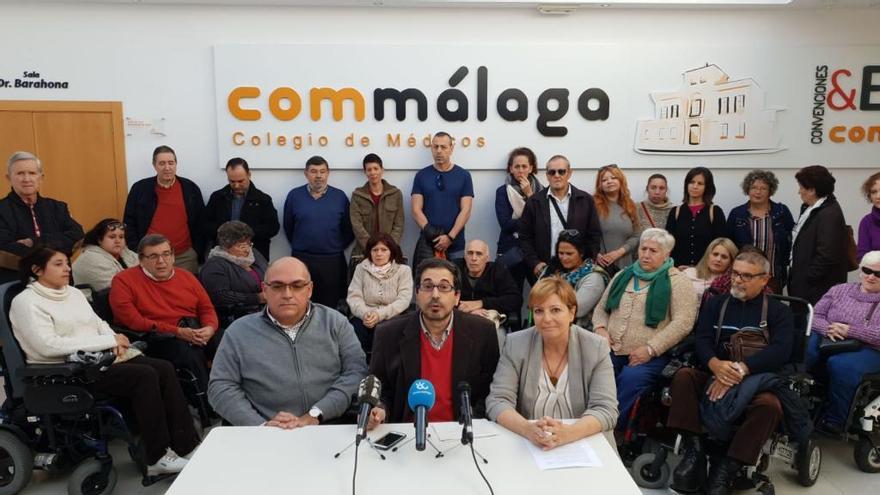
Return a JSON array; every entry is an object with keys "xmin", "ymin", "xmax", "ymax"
[
  {"xmin": 436, "ymin": 421, "xmax": 489, "ymax": 462},
  {"xmin": 391, "ymin": 432, "xmax": 442, "ymax": 456},
  {"xmin": 333, "ymin": 437, "xmax": 386, "ymax": 460}
]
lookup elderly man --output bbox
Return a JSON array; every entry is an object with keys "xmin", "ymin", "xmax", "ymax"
[
  {"xmin": 124, "ymin": 145, "xmax": 205, "ymax": 273},
  {"xmin": 455, "ymin": 239, "xmax": 522, "ymax": 321},
  {"xmin": 283, "ymin": 155, "xmax": 354, "ymax": 308},
  {"xmin": 370, "ymin": 258, "xmax": 499, "ymax": 423},
  {"xmin": 203, "ymin": 157, "xmax": 279, "ymax": 261},
  {"xmin": 519, "ymin": 155, "xmax": 601, "ymax": 278},
  {"xmin": 109, "ymin": 234, "xmax": 220, "ymax": 393},
  {"xmin": 411, "ymin": 132, "xmax": 474, "ymax": 266},
  {"xmin": 208, "ymin": 257, "xmax": 372, "ymax": 428},
  {"xmin": 666, "ymin": 251, "xmax": 795, "ymax": 495},
  {"xmin": 0, "ymin": 151, "xmax": 83, "ymax": 278}
]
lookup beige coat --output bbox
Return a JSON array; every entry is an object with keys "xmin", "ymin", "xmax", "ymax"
[
  {"xmin": 349, "ymin": 180, "xmax": 405, "ymax": 257},
  {"xmin": 346, "ymin": 261, "xmax": 413, "ymax": 322},
  {"xmin": 72, "ymin": 244, "xmax": 139, "ymax": 292},
  {"xmin": 592, "ymin": 267, "xmax": 698, "ymax": 356}
]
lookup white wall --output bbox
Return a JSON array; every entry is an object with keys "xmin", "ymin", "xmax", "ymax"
[{"xmin": 1, "ymin": 4, "xmax": 878, "ymax": 265}]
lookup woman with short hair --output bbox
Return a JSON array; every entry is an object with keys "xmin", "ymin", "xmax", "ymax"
[
  {"xmin": 486, "ymin": 277, "xmax": 618, "ymax": 450},
  {"xmin": 72, "ymin": 218, "xmax": 139, "ymax": 291},
  {"xmin": 726, "ymin": 169, "xmax": 795, "ymax": 292},
  {"xmin": 349, "ymin": 153, "xmax": 405, "ymax": 259},
  {"xmin": 666, "ymin": 167, "xmax": 728, "ymax": 267}
]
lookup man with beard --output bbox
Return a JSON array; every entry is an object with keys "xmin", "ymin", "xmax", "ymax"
[
  {"xmin": 370, "ymin": 258, "xmax": 500, "ymax": 423},
  {"xmin": 665, "ymin": 251, "xmax": 794, "ymax": 495}
]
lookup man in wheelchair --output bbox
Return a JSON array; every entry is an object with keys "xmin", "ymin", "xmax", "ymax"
[{"xmin": 666, "ymin": 251, "xmax": 800, "ymax": 494}]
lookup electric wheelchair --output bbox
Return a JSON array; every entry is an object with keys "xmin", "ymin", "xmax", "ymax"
[{"xmin": 0, "ymin": 281, "xmax": 172, "ymax": 494}]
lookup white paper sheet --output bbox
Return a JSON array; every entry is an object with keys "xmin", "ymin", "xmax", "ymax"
[{"xmin": 523, "ymin": 436, "xmax": 603, "ymax": 470}]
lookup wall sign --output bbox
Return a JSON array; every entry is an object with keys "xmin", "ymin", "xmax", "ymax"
[{"xmin": 0, "ymin": 70, "xmax": 69, "ymax": 89}]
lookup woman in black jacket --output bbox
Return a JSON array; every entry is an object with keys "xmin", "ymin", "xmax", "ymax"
[
  {"xmin": 788, "ymin": 165, "xmax": 849, "ymax": 305},
  {"xmin": 665, "ymin": 167, "xmax": 727, "ymax": 267}
]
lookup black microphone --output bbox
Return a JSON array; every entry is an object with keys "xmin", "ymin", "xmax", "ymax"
[
  {"xmin": 407, "ymin": 379, "xmax": 436, "ymax": 451},
  {"xmin": 457, "ymin": 381, "xmax": 474, "ymax": 445},
  {"xmin": 355, "ymin": 375, "xmax": 381, "ymax": 446}
]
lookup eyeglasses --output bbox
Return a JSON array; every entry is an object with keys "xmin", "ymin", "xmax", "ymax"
[
  {"xmin": 264, "ymin": 280, "xmax": 312, "ymax": 293},
  {"xmin": 862, "ymin": 266, "xmax": 880, "ymax": 278},
  {"xmin": 232, "ymin": 241, "xmax": 253, "ymax": 250},
  {"xmin": 143, "ymin": 251, "xmax": 174, "ymax": 262},
  {"xmin": 546, "ymin": 168, "xmax": 568, "ymax": 177},
  {"xmin": 107, "ymin": 222, "xmax": 125, "ymax": 231},
  {"xmin": 435, "ymin": 174, "xmax": 445, "ymax": 191},
  {"xmin": 417, "ymin": 282, "xmax": 456, "ymax": 293},
  {"xmin": 730, "ymin": 269, "xmax": 766, "ymax": 282}
]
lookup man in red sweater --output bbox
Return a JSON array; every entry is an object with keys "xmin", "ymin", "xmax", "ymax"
[{"xmin": 110, "ymin": 234, "xmax": 220, "ymax": 392}]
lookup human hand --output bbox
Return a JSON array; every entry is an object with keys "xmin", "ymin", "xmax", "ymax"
[
  {"xmin": 363, "ymin": 312, "xmax": 380, "ymax": 328},
  {"xmin": 293, "ymin": 414, "xmax": 320, "ymax": 428},
  {"xmin": 191, "ymin": 326, "xmax": 215, "ymax": 346},
  {"xmin": 176, "ymin": 327, "xmax": 201, "ymax": 345},
  {"xmin": 534, "ymin": 262, "xmax": 547, "ymax": 277},
  {"xmin": 433, "ymin": 234, "xmax": 452, "ymax": 251},
  {"xmin": 266, "ymin": 411, "xmax": 299, "ymax": 429},
  {"xmin": 534, "ymin": 416, "xmax": 574, "ymax": 450},
  {"xmin": 367, "ymin": 407, "xmax": 386, "ymax": 431},
  {"xmin": 113, "ymin": 334, "xmax": 131, "ymax": 358},
  {"xmin": 16, "ymin": 238, "xmax": 33, "ymax": 247},
  {"xmin": 827, "ymin": 322, "xmax": 850, "ymax": 341},
  {"xmin": 706, "ymin": 379, "xmax": 732, "ymax": 402},
  {"xmin": 628, "ymin": 346, "xmax": 652, "ymax": 366},
  {"xmin": 594, "ymin": 326, "xmax": 611, "ymax": 345},
  {"xmin": 458, "ymin": 300, "xmax": 484, "ymax": 313},
  {"xmin": 709, "ymin": 359, "xmax": 743, "ymax": 387},
  {"xmin": 517, "ymin": 177, "xmax": 533, "ymax": 197}
]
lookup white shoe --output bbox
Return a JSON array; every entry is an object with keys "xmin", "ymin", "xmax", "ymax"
[
  {"xmin": 147, "ymin": 451, "xmax": 188, "ymax": 476},
  {"xmin": 173, "ymin": 447, "xmax": 197, "ymax": 461}
]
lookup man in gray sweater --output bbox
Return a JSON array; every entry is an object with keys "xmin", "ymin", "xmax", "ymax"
[{"xmin": 208, "ymin": 257, "xmax": 369, "ymax": 427}]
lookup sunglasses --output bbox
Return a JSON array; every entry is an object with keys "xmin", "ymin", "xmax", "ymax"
[
  {"xmin": 862, "ymin": 266, "xmax": 880, "ymax": 278},
  {"xmin": 107, "ymin": 222, "xmax": 125, "ymax": 231},
  {"xmin": 435, "ymin": 174, "xmax": 445, "ymax": 191},
  {"xmin": 546, "ymin": 168, "xmax": 568, "ymax": 177}
]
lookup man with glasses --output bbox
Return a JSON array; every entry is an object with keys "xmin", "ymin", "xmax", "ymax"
[
  {"xmin": 411, "ymin": 132, "xmax": 474, "ymax": 267},
  {"xmin": 109, "ymin": 234, "xmax": 221, "ymax": 393},
  {"xmin": 666, "ymin": 251, "xmax": 794, "ymax": 495},
  {"xmin": 370, "ymin": 258, "xmax": 499, "ymax": 423},
  {"xmin": 208, "ymin": 257, "xmax": 371, "ymax": 428},
  {"xmin": 519, "ymin": 155, "xmax": 601, "ymax": 280}
]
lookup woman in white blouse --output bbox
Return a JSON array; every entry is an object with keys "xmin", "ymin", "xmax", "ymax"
[{"xmin": 486, "ymin": 277, "xmax": 618, "ymax": 450}]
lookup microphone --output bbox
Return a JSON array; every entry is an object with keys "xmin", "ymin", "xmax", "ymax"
[
  {"xmin": 457, "ymin": 381, "xmax": 474, "ymax": 445},
  {"xmin": 355, "ymin": 375, "xmax": 381, "ymax": 446},
  {"xmin": 407, "ymin": 379, "xmax": 436, "ymax": 451}
]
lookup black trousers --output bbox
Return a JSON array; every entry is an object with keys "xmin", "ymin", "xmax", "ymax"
[
  {"xmin": 88, "ymin": 356, "xmax": 200, "ymax": 465},
  {"xmin": 144, "ymin": 329, "xmax": 223, "ymax": 394},
  {"xmin": 293, "ymin": 251, "xmax": 347, "ymax": 309}
]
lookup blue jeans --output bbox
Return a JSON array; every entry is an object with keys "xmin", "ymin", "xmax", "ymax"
[
  {"xmin": 611, "ymin": 353, "xmax": 670, "ymax": 430},
  {"xmin": 806, "ymin": 332, "xmax": 880, "ymax": 427}
]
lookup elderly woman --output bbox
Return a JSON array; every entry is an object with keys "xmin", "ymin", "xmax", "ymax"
[
  {"xmin": 681, "ymin": 238, "xmax": 738, "ymax": 301},
  {"xmin": 637, "ymin": 174, "xmax": 674, "ymax": 230},
  {"xmin": 666, "ymin": 167, "xmax": 728, "ymax": 267},
  {"xmin": 10, "ymin": 246, "xmax": 199, "ymax": 475},
  {"xmin": 487, "ymin": 277, "xmax": 618, "ymax": 450},
  {"xmin": 594, "ymin": 164, "xmax": 642, "ymax": 271},
  {"xmin": 346, "ymin": 232, "xmax": 413, "ymax": 355},
  {"xmin": 789, "ymin": 165, "xmax": 849, "ymax": 305},
  {"xmin": 349, "ymin": 153, "xmax": 404, "ymax": 259},
  {"xmin": 495, "ymin": 147, "xmax": 544, "ymax": 291},
  {"xmin": 199, "ymin": 220, "xmax": 268, "ymax": 325},
  {"xmin": 592, "ymin": 228, "xmax": 698, "ymax": 428},
  {"xmin": 805, "ymin": 250, "xmax": 880, "ymax": 432},
  {"xmin": 726, "ymin": 170, "xmax": 795, "ymax": 292},
  {"xmin": 858, "ymin": 171, "xmax": 880, "ymax": 261},
  {"xmin": 72, "ymin": 218, "xmax": 139, "ymax": 291},
  {"xmin": 538, "ymin": 229, "xmax": 609, "ymax": 329}
]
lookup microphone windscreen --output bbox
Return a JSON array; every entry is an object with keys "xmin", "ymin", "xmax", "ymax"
[
  {"xmin": 456, "ymin": 381, "xmax": 471, "ymax": 394},
  {"xmin": 407, "ymin": 379, "xmax": 436, "ymax": 410}
]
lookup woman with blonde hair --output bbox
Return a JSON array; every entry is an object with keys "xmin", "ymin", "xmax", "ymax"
[
  {"xmin": 681, "ymin": 238, "xmax": 739, "ymax": 300},
  {"xmin": 594, "ymin": 164, "xmax": 642, "ymax": 272}
]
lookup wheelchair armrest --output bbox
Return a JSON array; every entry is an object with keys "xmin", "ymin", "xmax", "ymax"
[
  {"xmin": 668, "ymin": 335, "xmax": 695, "ymax": 358},
  {"xmin": 18, "ymin": 362, "xmax": 86, "ymax": 378},
  {"xmin": 112, "ymin": 325, "xmax": 174, "ymax": 343}
]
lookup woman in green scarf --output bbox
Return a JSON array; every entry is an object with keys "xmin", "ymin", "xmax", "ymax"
[
  {"xmin": 537, "ymin": 229, "xmax": 609, "ymax": 329},
  {"xmin": 592, "ymin": 228, "xmax": 698, "ymax": 430}
]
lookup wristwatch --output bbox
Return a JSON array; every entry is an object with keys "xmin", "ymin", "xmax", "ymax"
[{"xmin": 308, "ymin": 407, "xmax": 323, "ymax": 424}]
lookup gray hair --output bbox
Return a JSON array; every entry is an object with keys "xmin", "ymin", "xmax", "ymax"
[
  {"xmin": 740, "ymin": 169, "xmax": 779, "ymax": 196},
  {"xmin": 861, "ymin": 251, "xmax": 880, "ymax": 268},
  {"xmin": 640, "ymin": 228, "xmax": 675, "ymax": 254},
  {"xmin": 7, "ymin": 151, "xmax": 42, "ymax": 176},
  {"xmin": 217, "ymin": 220, "xmax": 254, "ymax": 249},
  {"xmin": 137, "ymin": 233, "xmax": 172, "ymax": 257},
  {"xmin": 735, "ymin": 251, "xmax": 771, "ymax": 274}
]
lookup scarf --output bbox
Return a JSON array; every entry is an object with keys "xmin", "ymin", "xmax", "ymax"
[
  {"xmin": 604, "ymin": 258, "xmax": 674, "ymax": 328},
  {"xmin": 366, "ymin": 260, "xmax": 395, "ymax": 277},
  {"xmin": 561, "ymin": 259, "xmax": 595, "ymax": 287},
  {"xmin": 505, "ymin": 174, "xmax": 544, "ymax": 219},
  {"xmin": 29, "ymin": 281, "xmax": 70, "ymax": 301},
  {"xmin": 209, "ymin": 246, "xmax": 255, "ymax": 268}
]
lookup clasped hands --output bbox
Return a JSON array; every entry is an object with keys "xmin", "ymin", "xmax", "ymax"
[
  {"xmin": 177, "ymin": 326, "xmax": 216, "ymax": 346},
  {"xmin": 825, "ymin": 322, "xmax": 850, "ymax": 341},
  {"xmin": 524, "ymin": 416, "xmax": 574, "ymax": 451},
  {"xmin": 706, "ymin": 358, "xmax": 750, "ymax": 402}
]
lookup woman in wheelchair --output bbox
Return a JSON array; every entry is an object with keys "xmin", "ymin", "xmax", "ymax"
[
  {"xmin": 71, "ymin": 218, "xmax": 138, "ymax": 292},
  {"xmin": 806, "ymin": 250, "xmax": 880, "ymax": 433},
  {"xmin": 10, "ymin": 246, "xmax": 200, "ymax": 475}
]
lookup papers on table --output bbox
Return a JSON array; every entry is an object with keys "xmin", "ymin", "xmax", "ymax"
[
  {"xmin": 523, "ymin": 437, "xmax": 603, "ymax": 470},
  {"xmin": 430, "ymin": 421, "xmax": 500, "ymax": 443}
]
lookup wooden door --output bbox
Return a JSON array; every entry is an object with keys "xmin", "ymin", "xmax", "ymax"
[{"xmin": 0, "ymin": 101, "xmax": 128, "ymax": 233}]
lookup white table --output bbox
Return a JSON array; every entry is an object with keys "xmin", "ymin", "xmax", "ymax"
[{"xmin": 167, "ymin": 419, "xmax": 641, "ymax": 495}]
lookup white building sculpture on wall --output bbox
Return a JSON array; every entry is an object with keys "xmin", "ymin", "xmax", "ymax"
[{"xmin": 635, "ymin": 64, "xmax": 784, "ymax": 154}]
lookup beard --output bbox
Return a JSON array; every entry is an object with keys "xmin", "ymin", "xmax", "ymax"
[{"xmin": 730, "ymin": 286, "xmax": 747, "ymax": 300}]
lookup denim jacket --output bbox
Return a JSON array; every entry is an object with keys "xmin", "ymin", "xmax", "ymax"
[{"xmin": 726, "ymin": 200, "xmax": 795, "ymax": 287}]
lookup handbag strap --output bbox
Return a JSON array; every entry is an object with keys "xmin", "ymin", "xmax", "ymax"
[
  {"xmin": 641, "ymin": 202, "xmax": 656, "ymax": 228},
  {"xmin": 714, "ymin": 295, "xmax": 731, "ymax": 347},
  {"xmin": 549, "ymin": 195, "xmax": 569, "ymax": 230},
  {"xmin": 866, "ymin": 300, "xmax": 880, "ymax": 323},
  {"xmin": 759, "ymin": 294, "xmax": 770, "ymax": 341},
  {"xmin": 714, "ymin": 294, "xmax": 770, "ymax": 345}
]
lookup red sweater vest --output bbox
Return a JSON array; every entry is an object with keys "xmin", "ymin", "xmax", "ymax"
[
  {"xmin": 148, "ymin": 180, "xmax": 192, "ymax": 253},
  {"xmin": 420, "ymin": 329, "xmax": 455, "ymax": 422}
]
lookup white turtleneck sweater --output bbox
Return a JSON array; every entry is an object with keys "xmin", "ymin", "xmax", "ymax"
[{"xmin": 10, "ymin": 282, "xmax": 117, "ymax": 364}]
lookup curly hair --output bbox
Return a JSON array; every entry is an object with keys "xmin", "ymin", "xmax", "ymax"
[
  {"xmin": 593, "ymin": 164, "xmax": 638, "ymax": 229},
  {"xmin": 506, "ymin": 147, "xmax": 538, "ymax": 175},
  {"xmin": 861, "ymin": 171, "xmax": 880, "ymax": 202},
  {"xmin": 740, "ymin": 169, "xmax": 779, "ymax": 197}
]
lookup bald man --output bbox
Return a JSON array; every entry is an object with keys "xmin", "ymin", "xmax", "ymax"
[
  {"xmin": 454, "ymin": 239, "xmax": 522, "ymax": 319},
  {"xmin": 208, "ymin": 257, "xmax": 371, "ymax": 427}
]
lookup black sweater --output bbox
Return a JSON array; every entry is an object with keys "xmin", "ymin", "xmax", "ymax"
[{"xmin": 455, "ymin": 260, "xmax": 522, "ymax": 315}]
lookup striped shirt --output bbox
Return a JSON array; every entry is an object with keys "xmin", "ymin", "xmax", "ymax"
[
  {"xmin": 530, "ymin": 366, "xmax": 574, "ymax": 419},
  {"xmin": 749, "ymin": 214, "xmax": 776, "ymax": 276}
]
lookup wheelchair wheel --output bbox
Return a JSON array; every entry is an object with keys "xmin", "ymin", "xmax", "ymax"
[
  {"xmin": 854, "ymin": 436, "xmax": 880, "ymax": 473},
  {"xmin": 67, "ymin": 459, "xmax": 116, "ymax": 495},
  {"xmin": 795, "ymin": 440, "xmax": 821, "ymax": 487},
  {"xmin": 0, "ymin": 430, "xmax": 33, "ymax": 495},
  {"xmin": 631, "ymin": 452, "xmax": 670, "ymax": 489}
]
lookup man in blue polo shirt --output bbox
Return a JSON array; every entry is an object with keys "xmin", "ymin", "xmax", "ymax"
[
  {"xmin": 283, "ymin": 155, "xmax": 354, "ymax": 308},
  {"xmin": 411, "ymin": 132, "xmax": 474, "ymax": 268}
]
